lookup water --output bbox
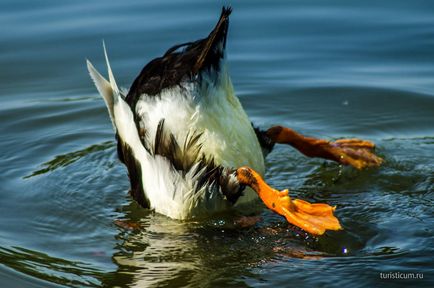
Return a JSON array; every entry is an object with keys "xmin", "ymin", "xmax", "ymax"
[{"xmin": 1, "ymin": 0, "xmax": 433, "ymax": 287}]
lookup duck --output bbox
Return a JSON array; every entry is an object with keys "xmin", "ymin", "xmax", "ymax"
[{"xmin": 87, "ymin": 7, "xmax": 382, "ymax": 236}]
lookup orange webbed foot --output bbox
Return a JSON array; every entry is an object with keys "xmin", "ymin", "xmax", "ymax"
[
  {"xmin": 265, "ymin": 126, "xmax": 383, "ymax": 170},
  {"xmin": 236, "ymin": 167, "xmax": 342, "ymax": 236},
  {"xmin": 276, "ymin": 189, "xmax": 342, "ymax": 236},
  {"xmin": 327, "ymin": 138, "xmax": 383, "ymax": 169}
]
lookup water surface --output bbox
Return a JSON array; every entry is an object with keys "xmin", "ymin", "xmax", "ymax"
[{"xmin": 1, "ymin": 1, "xmax": 433, "ymax": 287}]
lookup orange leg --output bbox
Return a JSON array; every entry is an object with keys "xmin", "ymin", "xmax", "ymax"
[
  {"xmin": 236, "ymin": 166, "xmax": 342, "ymax": 236},
  {"xmin": 266, "ymin": 126, "xmax": 383, "ymax": 170}
]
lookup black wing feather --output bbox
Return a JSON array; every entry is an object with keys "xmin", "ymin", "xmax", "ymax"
[{"xmin": 125, "ymin": 6, "xmax": 232, "ymax": 110}]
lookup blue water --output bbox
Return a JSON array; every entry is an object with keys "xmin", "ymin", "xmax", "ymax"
[{"xmin": 0, "ymin": 1, "xmax": 433, "ymax": 287}]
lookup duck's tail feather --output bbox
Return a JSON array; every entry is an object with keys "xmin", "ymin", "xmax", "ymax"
[
  {"xmin": 86, "ymin": 42, "xmax": 122, "ymax": 131},
  {"xmin": 192, "ymin": 6, "xmax": 231, "ymax": 74},
  {"xmin": 87, "ymin": 59, "xmax": 115, "ymax": 130},
  {"xmin": 102, "ymin": 41, "xmax": 121, "ymax": 100}
]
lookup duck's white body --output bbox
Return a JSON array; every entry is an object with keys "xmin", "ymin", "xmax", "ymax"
[{"xmin": 87, "ymin": 46, "xmax": 264, "ymax": 219}]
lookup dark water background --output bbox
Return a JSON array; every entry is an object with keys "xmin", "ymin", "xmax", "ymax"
[{"xmin": 1, "ymin": 0, "xmax": 433, "ymax": 287}]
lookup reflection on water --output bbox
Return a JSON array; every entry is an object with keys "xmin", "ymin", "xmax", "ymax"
[
  {"xmin": 1, "ymin": 0, "xmax": 434, "ymax": 287},
  {"xmin": 100, "ymin": 207, "xmax": 333, "ymax": 287},
  {"xmin": 0, "ymin": 246, "xmax": 102, "ymax": 287},
  {"xmin": 25, "ymin": 141, "xmax": 115, "ymax": 178}
]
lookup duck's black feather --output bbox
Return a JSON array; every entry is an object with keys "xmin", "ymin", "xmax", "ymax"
[
  {"xmin": 125, "ymin": 6, "xmax": 232, "ymax": 111},
  {"xmin": 118, "ymin": 138, "xmax": 150, "ymax": 208},
  {"xmin": 253, "ymin": 126, "xmax": 275, "ymax": 157}
]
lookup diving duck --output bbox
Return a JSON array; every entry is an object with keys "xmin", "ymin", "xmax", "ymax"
[{"xmin": 87, "ymin": 7, "xmax": 382, "ymax": 235}]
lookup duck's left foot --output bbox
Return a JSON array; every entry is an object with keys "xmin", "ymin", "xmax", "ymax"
[
  {"xmin": 266, "ymin": 126, "xmax": 383, "ymax": 170},
  {"xmin": 236, "ymin": 167, "xmax": 342, "ymax": 236}
]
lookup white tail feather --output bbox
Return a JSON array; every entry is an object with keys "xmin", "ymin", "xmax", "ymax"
[
  {"xmin": 103, "ymin": 41, "xmax": 120, "ymax": 100},
  {"xmin": 86, "ymin": 59, "xmax": 116, "ymax": 130},
  {"xmin": 87, "ymin": 42, "xmax": 123, "ymax": 131}
]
